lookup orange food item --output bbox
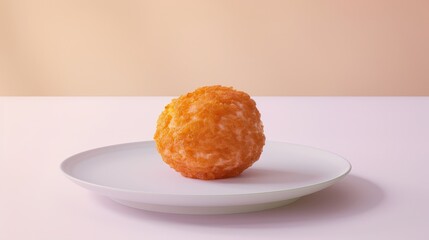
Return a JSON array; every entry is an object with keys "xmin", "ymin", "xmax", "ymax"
[{"xmin": 154, "ymin": 85, "xmax": 265, "ymax": 180}]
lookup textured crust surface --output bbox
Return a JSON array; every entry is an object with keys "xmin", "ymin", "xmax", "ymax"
[{"xmin": 154, "ymin": 85, "xmax": 265, "ymax": 180}]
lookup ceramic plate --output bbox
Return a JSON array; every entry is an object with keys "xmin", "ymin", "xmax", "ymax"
[{"xmin": 61, "ymin": 141, "xmax": 351, "ymax": 214}]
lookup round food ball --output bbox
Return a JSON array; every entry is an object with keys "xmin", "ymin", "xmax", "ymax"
[{"xmin": 154, "ymin": 85, "xmax": 265, "ymax": 180}]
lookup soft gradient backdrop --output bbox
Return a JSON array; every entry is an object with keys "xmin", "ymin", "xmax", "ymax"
[{"xmin": 1, "ymin": 0, "xmax": 428, "ymax": 95}]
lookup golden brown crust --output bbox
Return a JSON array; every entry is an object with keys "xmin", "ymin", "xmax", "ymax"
[{"xmin": 154, "ymin": 85, "xmax": 265, "ymax": 180}]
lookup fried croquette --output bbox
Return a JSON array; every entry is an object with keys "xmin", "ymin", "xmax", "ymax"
[{"xmin": 154, "ymin": 85, "xmax": 265, "ymax": 180}]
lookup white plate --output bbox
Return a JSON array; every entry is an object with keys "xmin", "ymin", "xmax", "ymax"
[{"xmin": 61, "ymin": 141, "xmax": 351, "ymax": 214}]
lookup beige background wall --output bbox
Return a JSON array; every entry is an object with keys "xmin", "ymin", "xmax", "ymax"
[{"xmin": 0, "ymin": 0, "xmax": 428, "ymax": 96}]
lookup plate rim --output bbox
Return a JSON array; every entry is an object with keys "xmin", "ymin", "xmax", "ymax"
[{"xmin": 60, "ymin": 140, "xmax": 352, "ymax": 197}]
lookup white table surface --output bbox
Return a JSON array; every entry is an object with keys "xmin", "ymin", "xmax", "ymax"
[{"xmin": 1, "ymin": 97, "xmax": 428, "ymax": 240}]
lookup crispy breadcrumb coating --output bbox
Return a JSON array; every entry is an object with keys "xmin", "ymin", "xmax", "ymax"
[{"xmin": 154, "ymin": 85, "xmax": 265, "ymax": 180}]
